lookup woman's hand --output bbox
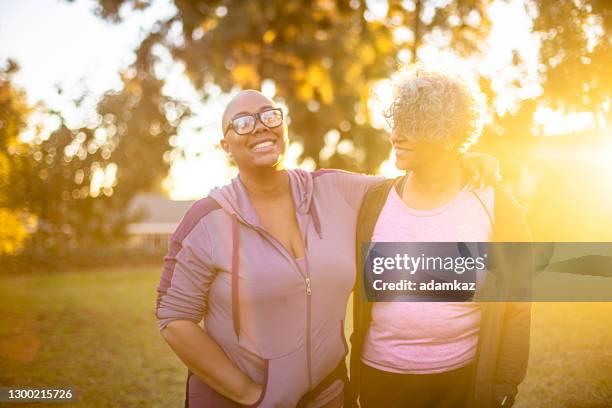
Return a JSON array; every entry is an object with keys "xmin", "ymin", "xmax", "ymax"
[
  {"xmin": 462, "ymin": 152, "xmax": 501, "ymax": 189},
  {"xmin": 240, "ymin": 382, "xmax": 264, "ymax": 406},
  {"xmin": 161, "ymin": 320, "xmax": 262, "ymax": 405}
]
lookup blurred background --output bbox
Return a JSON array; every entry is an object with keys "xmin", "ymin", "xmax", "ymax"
[{"xmin": 0, "ymin": 0, "xmax": 610, "ymax": 406}]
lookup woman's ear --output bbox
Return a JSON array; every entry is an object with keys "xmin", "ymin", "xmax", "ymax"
[{"xmin": 220, "ymin": 138, "xmax": 231, "ymax": 156}]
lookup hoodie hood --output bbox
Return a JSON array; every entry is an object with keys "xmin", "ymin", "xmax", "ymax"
[{"xmin": 208, "ymin": 169, "xmax": 322, "ymax": 235}]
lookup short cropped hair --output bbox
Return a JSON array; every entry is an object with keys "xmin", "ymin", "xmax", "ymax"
[{"xmin": 385, "ymin": 66, "xmax": 487, "ymax": 151}]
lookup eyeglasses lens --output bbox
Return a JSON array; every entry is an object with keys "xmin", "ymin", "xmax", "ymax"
[
  {"xmin": 260, "ymin": 110, "xmax": 282, "ymax": 128},
  {"xmin": 233, "ymin": 116, "xmax": 256, "ymax": 135},
  {"xmin": 231, "ymin": 109, "xmax": 283, "ymax": 135}
]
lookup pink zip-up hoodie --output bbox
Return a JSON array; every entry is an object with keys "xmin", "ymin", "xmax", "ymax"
[{"xmin": 156, "ymin": 169, "xmax": 382, "ymax": 407}]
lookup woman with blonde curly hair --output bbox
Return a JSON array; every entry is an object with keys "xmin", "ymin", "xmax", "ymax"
[{"xmin": 350, "ymin": 67, "xmax": 531, "ymax": 408}]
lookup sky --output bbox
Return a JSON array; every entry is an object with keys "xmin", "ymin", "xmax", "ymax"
[
  {"xmin": 0, "ymin": 0, "xmax": 175, "ymax": 112},
  {"xmin": 0, "ymin": 0, "xmax": 599, "ymax": 200}
]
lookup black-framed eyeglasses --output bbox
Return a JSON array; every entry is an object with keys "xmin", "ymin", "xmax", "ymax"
[{"xmin": 224, "ymin": 108, "xmax": 284, "ymax": 136}]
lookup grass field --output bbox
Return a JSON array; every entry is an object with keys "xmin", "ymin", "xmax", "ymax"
[
  {"xmin": 0, "ymin": 267, "xmax": 185, "ymax": 407},
  {"xmin": 1, "ymin": 267, "xmax": 611, "ymax": 407}
]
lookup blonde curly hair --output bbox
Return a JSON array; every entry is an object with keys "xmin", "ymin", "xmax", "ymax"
[{"xmin": 385, "ymin": 65, "xmax": 487, "ymax": 152}]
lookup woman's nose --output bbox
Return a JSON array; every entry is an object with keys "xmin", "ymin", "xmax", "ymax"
[{"xmin": 251, "ymin": 118, "xmax": 267, "ymax": 134}]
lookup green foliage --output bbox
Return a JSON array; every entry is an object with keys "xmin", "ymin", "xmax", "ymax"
[
  {"xmin": 0, "ymin": 60, "xmax": 29, "ymax": 154},
  {"xmin": 0, "ymin": 60, "xmax": 30, "ymax": 255},
  {"xmin": 533, "ymin": 0, "xmax": 611, "ymax": 112},
  {"xmin": 86, "ymin": 1, "xmax": 610, "ymax": 174},
  {"xmin": 13, "ymin": 122, "xmax": 129, "ymax": 251},
  {"xmin": 0, "ymin": 209, "xmax": 26, "ymax": 255},
  {"xmin": 90, "ymin": 0, "xmax": 493, "ymax": 173},
  {"xmin": 479, "ymin": 1, "xmax": 610, "ymax": 187},
  {"xmin": 6, "ymin": 1, "xmax": 610, "ymax": 257},
  {"xmin": 2, "ymin": 30, "xmax": 189, "ymax": 254}
]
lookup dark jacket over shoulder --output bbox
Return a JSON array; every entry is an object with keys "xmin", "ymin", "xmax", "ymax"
[{"xmin": 349, "ymin": 177, "xmax": 532, "ymax": 408}]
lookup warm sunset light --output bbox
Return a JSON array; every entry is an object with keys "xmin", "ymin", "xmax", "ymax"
[
  {"xmin": 3, "ymin": 0, "xmax": 607, "ymax": 201},
  {"xmin": 1, "ymin": 1, "xmax": 611, "ymax": 407}
]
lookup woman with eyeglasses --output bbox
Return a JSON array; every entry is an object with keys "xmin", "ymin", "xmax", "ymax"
[{"xmin": 155, "ymin": 89, "xmax": 498, "ymax": 407}]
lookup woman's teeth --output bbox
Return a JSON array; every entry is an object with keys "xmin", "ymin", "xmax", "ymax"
[{"xmin": 251, "ymin": 141, "xmax": 275, "ymax": 152}]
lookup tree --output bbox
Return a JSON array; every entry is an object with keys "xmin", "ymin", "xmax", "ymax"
[
  {"xmin": 533, "ymin": 0, "xmax": 611, "ymax": 116},
  {"xmin": 85, "ymin": 0, "xmax": 493, "ymax": 173},
  {"xmin": 5, "ymin": 0, "xmax": 492, "ymax": 254},
  {"xmin": 0, "ymin": 60, "xmax": 30, "ymax": 255},
  {"xmin": 8, "ymin": 32, "xmax": 189, "ymax": 252}
]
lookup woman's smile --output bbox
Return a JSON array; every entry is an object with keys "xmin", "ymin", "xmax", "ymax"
[
  {"xmin": 393, "ymin": 143, "xmax": 415, "ymax": 157},
  {"xmin": 249, "ymin": 138, "xmax": 278, "ymax": 153}
]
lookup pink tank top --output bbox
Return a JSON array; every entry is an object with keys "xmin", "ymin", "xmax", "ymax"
[{"xmin": 362, "ymin": 186, "xmax": 493, "ymax": 374}]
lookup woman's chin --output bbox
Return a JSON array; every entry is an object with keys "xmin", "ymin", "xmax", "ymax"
[
  {"xmin": 394, "ymin": 157, "xmax": 412, "ymax": 171},
  {"xmin": 252, "ymin": 153, "xmax": 283, "ymax": 168}
]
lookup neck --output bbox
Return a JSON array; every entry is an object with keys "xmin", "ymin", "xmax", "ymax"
[
  {"xmin": 406, "ymin": 153, "xmax": 465, "ymax": 196},
  {"xmin": 239, "ymin": 166, "xmax": 290, "ymax": 201}
]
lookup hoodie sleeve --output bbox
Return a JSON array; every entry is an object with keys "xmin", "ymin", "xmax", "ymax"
[
  {"xmin": 156, "ymin": 206, "xmax": 217, "ymax": 331},
  {"xmin": 314, "ymin": 170, "xmax": 385, "ymax": 212}
]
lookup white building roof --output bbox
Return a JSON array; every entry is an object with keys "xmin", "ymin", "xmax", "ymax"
[{"xmin": 126, "ymin": 194, "xmax": 195, "ymax": 235}]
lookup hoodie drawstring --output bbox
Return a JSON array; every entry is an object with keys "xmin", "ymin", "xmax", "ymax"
[
  {"xmin": 231, "ymin": 214, "xmax": 241, "ymax": 341},
  {"xmin": 309, "ymin": 198, "xmax": 322, "ymax": 238}
]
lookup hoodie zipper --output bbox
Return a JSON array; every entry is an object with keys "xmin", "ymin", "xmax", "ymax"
[
  {"xmin": 303, "ymin": 246, "xmax": 313, "ymax": 390},
  {"xmin": 302, "ymin": 219, "xmax": 313, "ymax": 391},
  {"xmin": 253, "ymin": 224, "xmax": 314, "ymax": 391},
  {"xmin": 226, "ymin": 194, "xmax": 315, "ymax": 391}
]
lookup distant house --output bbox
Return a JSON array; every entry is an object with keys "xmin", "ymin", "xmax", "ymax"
[{"xmin": 126, "ymin": 194, "xmax": 195, "ymax": 250}]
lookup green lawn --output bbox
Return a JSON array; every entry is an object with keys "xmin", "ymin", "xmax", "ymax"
[
  {"xmin": 1, "ymin": 268, "xmax": 611, "ymax": 407},
  {"xmin": 516, "ymin": 302, "xmax": 612, "ymax": 408},
  {"xmin": 0, "ymin": 267, "xmax": 185, "ymax": 407}
]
